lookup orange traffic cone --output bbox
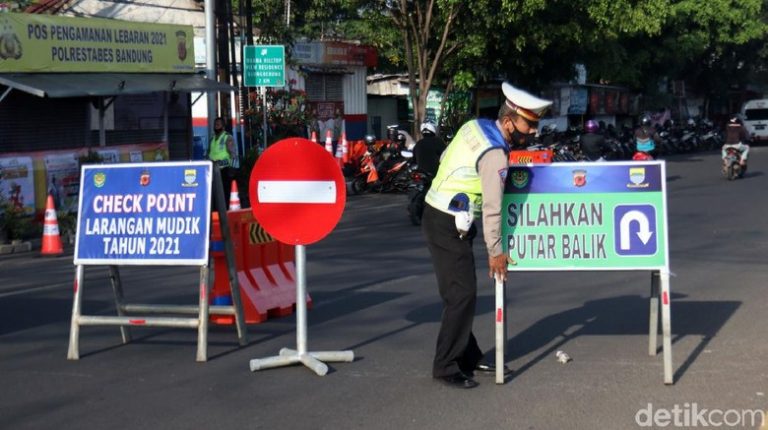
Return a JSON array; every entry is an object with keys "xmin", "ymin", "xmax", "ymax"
[
  {"xmin": 229, "ymin": 180, "xmax": 241, "ymax": 210},
  {"xmin": 341, "ymin": 132, "xmax": 349, "ymax": 164},
  {"xmin": 41, "ymin": 194, "xmax": 63, "ymax": 256},
  {"xmin": 334, "ymin": 139, "xmax": 343, "ymax": 167},
  {"xmin": 310, "ymin": 131, "xmax": 318, "ymax": 143},
  {"xmin": 324, "ymin": 130, "xmax": 333, "ymax": 155}
]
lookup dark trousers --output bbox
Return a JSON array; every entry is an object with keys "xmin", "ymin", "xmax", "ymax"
[{"xmin": 422, "ymin": 204, "xmax": 483, "ymax": 377}]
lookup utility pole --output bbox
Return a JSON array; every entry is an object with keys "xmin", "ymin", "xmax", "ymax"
[{"xmin": 205, "ymin": 0, "xmax": 217, "ymax": 141}]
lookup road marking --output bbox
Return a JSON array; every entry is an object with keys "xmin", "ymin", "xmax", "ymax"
[
  {"xmin": 258, "ymin": 180, "xmax": 336, "ymax": 203},
  {"xmin": 0, "ymin": 283, "xmax": 67, "ymax": 298}
]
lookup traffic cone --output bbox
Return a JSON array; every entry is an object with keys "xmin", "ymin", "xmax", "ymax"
[
  {"xmin": 41, "ymin": 194, "xmax": 63, "ymax": 256},
  {"xmin": 310, "ymin": 131, "xmax": 318, "ymax": 143},
  {"xmin": 334, "ymin": 139, "xmax": 343, "ymax": 167},
  {"xmin": 341, "ymin": 132, "xmax": 349, "ymax": 164},
  {"xmin": 229, "ymin": 180, "xmax": 241, "ymax": 210},
  {"xmin": 324, "ymin": 130, "xmax": 333, "ymax": 155}
]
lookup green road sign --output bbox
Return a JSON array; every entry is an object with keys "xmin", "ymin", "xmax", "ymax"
[
  {"xmin": 501, "ymin": 161, "xmax": 669, "ymax": 271},
  {"xmin": 244, "ymin": 45, "xmax": 285, "ymax": 87}
]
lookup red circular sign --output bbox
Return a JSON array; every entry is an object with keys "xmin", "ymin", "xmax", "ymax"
[{"xmin": 249, "ymin": 138, "xmax": 346, "ymax": 245}]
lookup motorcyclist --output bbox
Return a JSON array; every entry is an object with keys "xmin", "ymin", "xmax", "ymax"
[
  {"xmin": 580, "ymin": 119, "xmax": 607, "ymax": 161},
  {"xmin": 634, "ymin": 114, "xmax": 660, "ymax": 157},
  {"xmin": 722, "ymin": 116, "xmax": 750, "ymax": 167},
  {"xmin": 413, "ymin": 121, "xmax": 445, "ymax": 177}
]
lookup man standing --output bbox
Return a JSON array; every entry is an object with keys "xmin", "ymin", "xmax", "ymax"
[
  {"xmin": 422, "ymin": 82, "xmax": 551, "ymax": 389},
  {"xmin": 208, "ymin": 117, "xmax": 237, "ymax": 208}
]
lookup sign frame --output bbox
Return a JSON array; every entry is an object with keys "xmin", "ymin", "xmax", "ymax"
[{"xmin": 495, "ymin": 161, "xmax": 674, "ymax": 385}]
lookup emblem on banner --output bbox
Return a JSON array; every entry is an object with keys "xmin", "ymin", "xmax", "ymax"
[
  {"xmin": 183, "ymin": 169, "xmax": 198, "ymax": 187},
  {"xmin": 140, "ymin": 170, "xmax": 151, "ymax": 186},
  {"xmin": 93, "ymin": 172, "xmax": 106, "ymax": 188},
  {"xmin": 509, "ymin": 169, "xmax": 529, "ymax": 189},
  {"xmin": 628, "ymin": 167, "xmax": 649, "ymax": 188},
  {"xmin": 572, "ymin": 169, "xmax": 587, "ymax": 187}
]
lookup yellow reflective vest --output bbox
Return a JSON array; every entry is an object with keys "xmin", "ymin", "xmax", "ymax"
[{"xmin": 425, "ymin": 119, "xmax": 509, "ymax": 215}]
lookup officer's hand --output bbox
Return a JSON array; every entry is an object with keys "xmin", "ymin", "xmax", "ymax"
[{"xmin": 488, "ymin": 253, "xmax": 508, "ymax": 281}]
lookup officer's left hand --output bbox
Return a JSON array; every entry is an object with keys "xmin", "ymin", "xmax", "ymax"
[{"xmin": 488, "ymin": 254, "xmax": 508, "ymax": 281}]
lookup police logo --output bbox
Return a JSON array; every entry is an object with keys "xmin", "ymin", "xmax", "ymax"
[
  {"xmin": 510, "ymin": 169, "xmax": 529, "ymax": 189},
  {"xmin": 183, "ymin": 169, "xmax": 198, "ymax": 187},
  {"xmin": 572, "ymin": 169, "xmax": 587, "ymax": 187},
  {"xmin": 93, "ymin": 172, "xmax": 106, "ymax": 188},
  {"xmin": 498, "ymin": 168, "xmax": 508, "ymax": 184},
  {"xmin": 628, "ymin": 167, "xmax": 649, "ymax": 188}
]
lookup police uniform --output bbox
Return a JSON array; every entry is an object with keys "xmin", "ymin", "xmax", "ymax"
[
  {"xmin": 422, "ymin": 82, "xmax": 551, "ymax": 385},
  {"xmin": 208, "ymin": 130, "xmax": 235, "ymax": 210}
]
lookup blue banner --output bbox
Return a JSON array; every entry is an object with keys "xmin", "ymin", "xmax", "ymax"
[{"xmin": 74, "ymin": 161, "xmax": 212, "ymax": 266}]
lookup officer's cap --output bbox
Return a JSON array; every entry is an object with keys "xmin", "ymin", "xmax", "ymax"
[{"xmin": 502, "ymin": 82, "xmax": 552, "ymax": 122}]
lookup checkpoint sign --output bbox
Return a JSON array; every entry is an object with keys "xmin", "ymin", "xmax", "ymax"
[
  {"xmin": 249, "ymin": 138, "xmax": 345, "ymax": 245},
  {"xmin": 74, "ymin": 161, "xmax": 212, "ymax": 266},
  {"xmin": 502, "ymin": 161, "xmax": 668, "ymax": 271}
]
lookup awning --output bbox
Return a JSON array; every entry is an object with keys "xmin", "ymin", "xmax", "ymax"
[{"xmin": 0, "ymin": 73, "xmax": 235, "ymax": 98}]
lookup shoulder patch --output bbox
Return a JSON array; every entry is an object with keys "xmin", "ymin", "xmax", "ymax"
[{"xmin": 498, "ymin": 168, "xmax": 508, "ymax": 184}]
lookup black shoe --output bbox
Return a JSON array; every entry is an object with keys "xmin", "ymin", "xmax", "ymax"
[
  {"xmin": 474, "ymin": 362, "xmax": 512, "ymax": 375},
  {"xmin": 436, "ymin": 372, "xmax": 479, "ymax": 389}
]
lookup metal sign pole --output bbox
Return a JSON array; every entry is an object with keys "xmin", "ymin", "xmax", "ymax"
[
  {"xmin": 648, "ymin": 271, "xmax": 660, "ymax": 356},
  {"xmin": 249, "ymin": 244, "xmax": 354, "ymax": 375},
  {"xmin": 262, "ymin": 86, "xmax": 267, "ymax": 150},
  {"xmin": 67, "ymin": 264, "xmax": 85, "ymax": 360},
  {"xmin": 494, "ymin": 274, "xmax": 506, "ymax": 384},
  {"xmin": 660, "ymin": 270, "xmax": 673, "ymax": 384}
]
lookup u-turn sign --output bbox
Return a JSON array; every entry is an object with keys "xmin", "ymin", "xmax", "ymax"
[{"xmin": 502, "ymin": 161, "xmax": 668, "ymax": 271}]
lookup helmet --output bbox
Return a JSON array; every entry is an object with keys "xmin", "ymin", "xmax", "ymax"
[
  {"xmin": 364, "ymin": 134, "xmax": 376, "ymax": 145},
  {"xmin": 729, "ymin": 115, "xmax": 742, "ymax": 125},
  {"xmin": 640, "ymin": 115, "xmax": 652, "ymax": 127},
  {"xmin": 687, "ymin": 118, "xmax": 696, "ymax": 127},
  {"xmin": 420, "ymin": 121, "xmax": 436, "ymax": 135},
  {"xmin": 585, "ymin": 120, "xmax": 599, "ymax": 133}
]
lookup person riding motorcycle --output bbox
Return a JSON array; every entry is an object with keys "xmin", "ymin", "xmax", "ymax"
[
  {"xmin": 634, "ymin": 115, "xmax": 660, "ymax": 158},
  {"xmin": 580, "ymin": 119, "xmax": 607, "ymax": 161},
  {"xmin": 721, "ymin": 116, "xmax": 750, "ymax": 167},
  {"xmin": 413, "ymin": 121, "xmax": 445, "ymax": 177}
]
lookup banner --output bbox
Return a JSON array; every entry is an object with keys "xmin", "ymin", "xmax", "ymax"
[
  {"xmin": 0, "ymin": 12, "xmax": 193, "ymax": 73},
  {"xmin": 74, "ymin": 161, "xmax": 211, "ymax": 266},
  {"xmin": 502, "ymin": 161, "xmax": 669, "ymax": 271},
  {"xmin": 0, "ymin": 156, "xmax": 35, "ymax": 214}
]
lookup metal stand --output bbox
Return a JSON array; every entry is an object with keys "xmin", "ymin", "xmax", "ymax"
[
  {"xmin": 249, "ymin": 244, "xmax": 354, "ymax": 376},
  {"xmin": 494, "ymin": 274, "xmax": 507, "ymax": 384},
  {"xmin": 648, "ymin": 270, "xmax": 674, "ymax": 384}
]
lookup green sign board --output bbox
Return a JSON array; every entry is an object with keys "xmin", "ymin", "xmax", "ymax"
[
  {"xmin": 243, "ymin": 45, "xmax": 285, "ymax": 87},
  {"xmin": 502, "ymin": 161, "xmax": 668, "ymax": 271}
]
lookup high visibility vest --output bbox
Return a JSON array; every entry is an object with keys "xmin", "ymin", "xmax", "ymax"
[
  {"xmin": 209, "ymin": 132, "xmax": 231, "ymax": 165},
  {"xmin": 425, "ymin": 119, "xmax": 508, "ymax": 215}
]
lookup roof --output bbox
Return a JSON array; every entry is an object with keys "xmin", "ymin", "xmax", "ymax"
[{"xmin": 0, "ymin": 73, "xmax": 234, "ymax": 98}]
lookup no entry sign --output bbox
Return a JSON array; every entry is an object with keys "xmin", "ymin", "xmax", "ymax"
[{"xmin": 249, "ymin": 138, "xmax": 346, "ymax": 245}]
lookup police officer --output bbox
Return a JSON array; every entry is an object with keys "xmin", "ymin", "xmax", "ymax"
[
  {"xmin": 208, "ymin": 117, "xmax": 236, "ymax": 209},
  {"xmin": 422, "ymin": 82, "xmax": 552, "ymax": 389}
]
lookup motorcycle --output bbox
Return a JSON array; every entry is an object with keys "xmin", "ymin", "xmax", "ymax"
[
  {"xmin": 403, "ymin": 151, "xmax": 432, "ymax": 226},
  {"xmin": 722, "ymin": 147, "xmax": 746, "ymax": 180}
]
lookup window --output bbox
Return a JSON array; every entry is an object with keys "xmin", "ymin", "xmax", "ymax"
[{"xmin": 306, "ymin": 74, "xmax": 343, "ymax": 102}]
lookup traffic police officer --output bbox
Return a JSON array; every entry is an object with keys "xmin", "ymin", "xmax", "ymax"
[
  {"xmin": 422, "ymin": 82, "xmax": 552, "ymax": 389},
  {"xmin": 208, "ymin": 116, "xmax": 237, "ymax": 209}
]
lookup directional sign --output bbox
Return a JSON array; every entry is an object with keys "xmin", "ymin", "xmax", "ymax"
[
  {"xmin": 243, "ymin": 45, "xmax": 285, "ymax": 87},
  {"xmin": 502, "ymin": 161, "xmax": 668, "ymax": 271},
  {"xmin": 248, "ymin": 138, "xmax": 345, "ymax": 245}
]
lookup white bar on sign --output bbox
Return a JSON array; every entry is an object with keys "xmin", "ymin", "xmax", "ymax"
[{"xmin": 258, "ymin": 180, "xmax": 336, "ymax": 203}]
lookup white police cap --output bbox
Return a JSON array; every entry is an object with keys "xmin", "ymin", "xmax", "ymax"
[{"xmin": 502, "ymin": 82, "xmax": 552, "ymax": 122}]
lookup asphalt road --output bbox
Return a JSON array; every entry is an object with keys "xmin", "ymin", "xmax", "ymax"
[{"xmin": 1, "ymin": 148, "xmax": 767, "ymax": 430}]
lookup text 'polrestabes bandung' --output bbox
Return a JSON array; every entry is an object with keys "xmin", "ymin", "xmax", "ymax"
[{"xmin": 506, "ymin": 201, "xmax": 606, "ymax": 260}]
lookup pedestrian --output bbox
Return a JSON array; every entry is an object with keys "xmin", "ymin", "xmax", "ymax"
[
  {"xmin": 208, "ymin": 117, "xmax": 237, "ymax": 209},
  {"xmin": 422, "ymin": 82, "xmax": 552, "ymax": 389}
]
